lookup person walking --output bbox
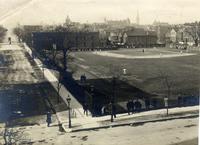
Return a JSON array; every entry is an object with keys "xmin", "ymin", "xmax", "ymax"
[
  {"xmin": 130, "ymin": 100, "xmax": 135, "ymax": 114},
  {"xmin": 8, "ymin": 37, "xmax": 11, "ymax": 45},
  {"xmin": 46, "ymin": 111, "xmax": 52, "ymax": 127},
  {"xmin": 135, "ymin": 100, "xmax": 142, "ymax": 112},
  {"xmin": 145, "ymin": 99, "xmax": 150, "ymax": 110},
  {"xmin": 126, "ymin": 100, "xmax": 131, "ymax": 115},
  {"xmin": 83, "ymin": 103, "xmax": 89, "ymax": 116},
  {"xmin": 112, "ymin": 104, "xmax": 117, "ymax": 118},
  {"xmin": 101, "ymin": 105, "xmax": 106, "ymax": 115}
]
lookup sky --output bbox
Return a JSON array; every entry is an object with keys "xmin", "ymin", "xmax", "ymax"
[{"xmin": 0, "ymin": 0, "xmax": 200, "ymax": 27}]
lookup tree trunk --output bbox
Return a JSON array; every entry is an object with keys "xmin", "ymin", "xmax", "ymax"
[{"xmin": 63, "ymin": 48, "xmax": 67, "ymax": 71}]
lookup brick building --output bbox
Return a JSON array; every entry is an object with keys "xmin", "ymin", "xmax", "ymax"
[
  {"xmin": 32, "ymin": 31, "xmax": 100, "ymax": 50},
  {"xmin": 122, "ymin": 28, "xmax": 157, "ymax": 48}
]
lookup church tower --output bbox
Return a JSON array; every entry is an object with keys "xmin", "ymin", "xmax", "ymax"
[{"xmin": 65, "ymin": 15, "xmax": 71, "ymax": 25}]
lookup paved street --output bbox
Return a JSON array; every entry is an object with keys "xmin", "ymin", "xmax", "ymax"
[
  {"xmin": 0, "ymin": 43, "xmax": 62, "ymax": 123},
  {"xmin": 58, "ymin": 118, "xmax": 198, "ymax": 145},
  {"xmin": 11, "ymin": 116, "xmax": 198, "ymax": 145}
]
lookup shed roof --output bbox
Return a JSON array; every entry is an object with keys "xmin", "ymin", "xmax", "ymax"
[{"xmin": 124, "ymin": 28, "xmax": 156, "ymax": 36}]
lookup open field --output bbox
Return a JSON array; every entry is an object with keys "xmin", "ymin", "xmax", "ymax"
[{"xmin": 71, "ymin": 47, "xmax": 200, "ymax": 104}]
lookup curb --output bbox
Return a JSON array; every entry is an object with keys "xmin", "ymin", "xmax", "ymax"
[{"xmin": 62, "ymin": 114, "xmax": 199, "ymax": 133}]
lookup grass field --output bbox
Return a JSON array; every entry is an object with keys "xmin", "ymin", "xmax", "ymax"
[{"xmin": 71, "ymin": 47, "xmax": 200, "ymax": 104}]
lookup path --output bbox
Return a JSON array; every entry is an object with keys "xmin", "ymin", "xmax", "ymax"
[{"xmin": 93, "ymin": 50, "xmax": 196, "ymax": 59}]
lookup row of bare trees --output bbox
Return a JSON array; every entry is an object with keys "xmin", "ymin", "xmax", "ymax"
[
  {"xmin": 0, "ymin": 25, "xmax": 7, "ymax": 42},
  {"xmin": 184, "ymin": 22, "xmax": 200, "ymax": 47},
  {"xmin": 12, "ymin": 25, "xmax": 78, "ymax": 107}
]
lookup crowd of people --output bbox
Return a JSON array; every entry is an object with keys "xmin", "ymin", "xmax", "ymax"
[{"xmin": 126, "ymin": 99, "xmax": 143, "ymax": 115}]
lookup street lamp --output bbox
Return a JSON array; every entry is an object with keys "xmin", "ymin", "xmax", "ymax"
[
  {"xmin": 66, "ymin": 96, "xmax": 72, "ymax": 128},
  {"xmin": 111, "ymin": 76, "xmax": 116, "ymax": 122},
  {"xmin": 38, "ymin": 63, "xmax": 45, "ymax": 78},
  {"xmin": 146, "ymin": 31, "xmax": 149, "ymax": 48},
  {"xmin": 90, "ymin": 85, "xmax": 94, "ymax": 116}
]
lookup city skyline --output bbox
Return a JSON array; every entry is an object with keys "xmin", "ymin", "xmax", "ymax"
[{"xmin": 0, "ymin": 0, "xmax": 200, "ymax": 27}]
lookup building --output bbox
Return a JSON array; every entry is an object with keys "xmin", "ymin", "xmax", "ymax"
[
  {"xmin": 165, "ymin": 27, "xmax": 196, "ymax": 46},
  {"xmin": 176, "ymin": 29, "xmax": 184, "ymax": 42},
  {"xmin": 104, "ymin": 18, "xmax": 131, "ymax": 28},
  {"xmin": 98, "ymin": 29, "xmax": 109, "ymax": 47},
  {"xmin": 108, "ymin": 32, "xmax": 123, "ymax": 45},
  {"xmin": 122, "ymin": 28, "xmax": 157, "ymax": 48},
  {"xmin": 32, "ymin": 31, "xmax": 100, "ymax": 51},
  {"xmin": 182, "ymin": 30, "xmax": 195, "ymax": 45},
  {"xmin": 170, "ymin": 29, "xmax": 177, "ymax": 43},
  {"xmin": 156, "ymin": 25, "xmax": 171, "ymax": 44}
]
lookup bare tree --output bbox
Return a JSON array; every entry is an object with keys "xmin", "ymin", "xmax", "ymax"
[
  {"xmin": 51, "ymin": 43, "xmax": 59, "ymax": 63},
  {"xmin": 63, "ymin": 38, "xmax": 74, "ymax": 71},
  {"xmin": 13, "ymin": 27, "xmax": 23, "ymax": 42},
  {"xmin": 0, "ymin": 126, "xmax": 30, "ymax": 145},
  {"xmin": 159, "ymin": 70, "xmax": 172, "ymax": 99},
  {"xmin": 185, "ymin": 24, "xmax": 200, "ymax": 47},
  {"xmin": 0, "ymin": 26, "xmax": 7, "ymax": 42},
  {"xmin": 57, "ymin": 72, "xmax": 63, "ymax": 103},
  {"xmin": 108, "ymin": 64, "xmax": 122, "ymax": 122},
  {"xmin": 158, "ymin": 68, "xmax": 173, "ymax": 115}
]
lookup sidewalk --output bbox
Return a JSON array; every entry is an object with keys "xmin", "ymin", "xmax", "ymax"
[
  {"xmin": 61, "ymin": 105, "xmax": 199, "ymax": 132},
  {"xmin": 23, "ymin": 43, "xmax": 90, "ymax": 118}
]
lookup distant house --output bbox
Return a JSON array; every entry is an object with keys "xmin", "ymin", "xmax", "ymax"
[
  {"xmin": 176, "ymin": 29, "xmax": 184, "ymax": 43},
  {"xmin": 165, "ymin": 27, "xmax": 196, "ymax": 46},
  {"xmin": 182, "ymin": 31, "xmax": 195, "ymax": 45},
  {"xmin": 165, "ymin": 28, "xmax": 178, "ymax": 44},
  {"xmin": 98, "ymin": 29, "xmax": 109, "ymax": 47},
  {"xmin": 122, "ymin": 28, "xmax": 157, "ymax": 48},
  {"xmin": 179, "ymin": 28, "xmax": 192, "ymax": 45},
  {"xmin": 170, "ymin": 29, "xmax": 177, "ymax": 43},
  {"xmin": 108, "ymin": 32, "xmax": 123, "ymax": 45},
  {"xmin": 165, "ymin": 31, "xmax": 171, "ymax": 44},
  {"xmin": 108, "ymin": 32, "xmax": 118, "ymax": 44}
]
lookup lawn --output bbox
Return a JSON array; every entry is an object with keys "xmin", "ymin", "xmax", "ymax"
[{"xmin": 71, "ymin": 47, "xmax": 200, "ymax": 102}]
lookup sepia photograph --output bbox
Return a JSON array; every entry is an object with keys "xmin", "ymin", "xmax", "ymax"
[{"xmin": 0, "ymin": 0, "xmax": 199, "ymax": 144}]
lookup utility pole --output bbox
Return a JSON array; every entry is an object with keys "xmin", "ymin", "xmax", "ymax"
[
  {"xmin": 146, "ymin": 31, "xmax": 149, "ymax": 48},
  {"xmin": 164, "ymin": 96, "xmax": 169, "ymax": 116},
  {"xmin": 66, "ymin": 96, "xmax": 72, "ymax": 128}
]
